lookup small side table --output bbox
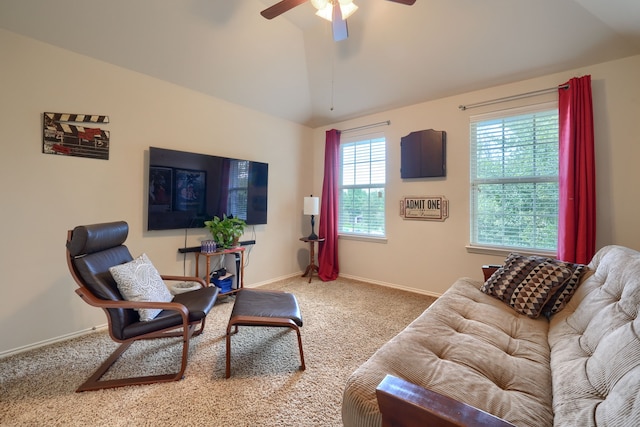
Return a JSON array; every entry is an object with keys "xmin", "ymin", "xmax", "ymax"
[
  {"xmin": 194, "ymin": 247, "xmax": 245, "ymax": 295},
  {"xmin": 300, "ymin": 237, "xmax": 324, "ymax": 283}
]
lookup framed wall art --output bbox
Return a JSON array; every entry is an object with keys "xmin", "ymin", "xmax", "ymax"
[{"xmin": 42, "ymin": 112, "xmax": 110, "ymax": 160}]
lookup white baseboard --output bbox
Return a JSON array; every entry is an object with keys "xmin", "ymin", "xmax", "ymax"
[
  {"xmin": 249, "ymin": 272, "xmax": 302, "ymax": 288},
  {"xmin": 338, "ymin": 273, "xmax": 443, "ymax": 299},
  {"xmin": 0, "ymin": 324, "xmax": 107, "ymax": 359},
  {"xmin": 2, "ymin": 273, "xmax": 437, "ymax": 359},
  {"xmin": 265, "ymin": 271, "xmax": 443, "ymax": 298},
  {"xmin": 259, "ymin": 271, "xmax": 442, "ymax": 299}
]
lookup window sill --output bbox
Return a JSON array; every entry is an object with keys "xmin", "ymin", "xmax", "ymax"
[
  {"xmin": 339, "ymin": 234, "xmax": 388, "ymax": 244},
  {"xmin": 465, "ymin": 244, "xmax": 556, "ymax": 258}
]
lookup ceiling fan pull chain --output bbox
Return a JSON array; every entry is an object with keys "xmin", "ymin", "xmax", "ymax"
[{"xmin": 330, "ymin": 40, "xmax": 335, "ymax": 111}]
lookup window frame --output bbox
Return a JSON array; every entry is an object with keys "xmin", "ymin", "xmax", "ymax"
[
  {"xmin": 468, "ymin": 102, "xmax": 559, "ymax": 255},
  {"xmin": 338, "ymin": 132, "xmax": 387, "ymax": 240}
]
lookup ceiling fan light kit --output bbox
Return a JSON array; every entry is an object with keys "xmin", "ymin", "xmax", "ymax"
[
  {"xmin": 260, "ymin": 0, "xmax": 416, "ymax": 41},
  {"xmin": 312, "ymin": 0, "xmax": 358, "ymax": 22}
]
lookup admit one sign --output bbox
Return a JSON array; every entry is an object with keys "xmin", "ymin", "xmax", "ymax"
[{"xmin": 400, "ymin": 196, "xmax": 449, "ymax": 221}]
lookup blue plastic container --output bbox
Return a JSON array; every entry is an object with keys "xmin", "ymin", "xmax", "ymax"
[{"xmin": 212, "ymin": 276, "xmax": 233, "ymax": 293}]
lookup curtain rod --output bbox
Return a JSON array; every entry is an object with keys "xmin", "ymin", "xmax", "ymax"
[
  {"xmin": 340, "ymin": 120, "xmax": 391, "ymax": 134},
  {"xmin": 458, "ymin": 84, "xmax": 569, "ymax": 111}
]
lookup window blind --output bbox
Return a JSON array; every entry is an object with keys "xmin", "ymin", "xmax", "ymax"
[
  {"xmin": 339, "ymin": 136, "xmax": 386, "ymax": 237},
  {"xmin": 470, "ymin": 103, "xmax": 559, "ymax": 250}
]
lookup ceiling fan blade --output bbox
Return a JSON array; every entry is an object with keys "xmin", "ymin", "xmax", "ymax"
[
  {"xmin": 260, "ymin": 0, "xmax": 309, "ymax": 20},
  {"xmin": 332, "ymin": 3, "xmax": 348, "ymax": 41},
  {"xmin": 386, "ymin": 0, "xmax": 416, "ymax": 5}
]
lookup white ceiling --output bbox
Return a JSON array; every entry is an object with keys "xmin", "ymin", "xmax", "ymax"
[{"xmin": 1, "ymin": 0, "xmax": 639, "ymax": 128}]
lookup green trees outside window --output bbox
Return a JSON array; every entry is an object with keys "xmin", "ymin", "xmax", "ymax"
[
  {"xmin": 470, "ymin": 104, "xmax": 559, "ymax": 251},
  {"xmin": 339, "ymin": 136, "xmax": 386, "ymax": 237}
]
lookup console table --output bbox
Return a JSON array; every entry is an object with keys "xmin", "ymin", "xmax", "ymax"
[
  {"xmin": 194, "ymin": 247, "xmax": 245, "ymax": 294},
  {"xmin": 300, "ymin": 237, "xmax": 324, "ymax": 283}
]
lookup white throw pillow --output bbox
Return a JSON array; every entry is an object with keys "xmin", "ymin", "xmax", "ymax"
[{"xmin": 109, "ymin": 253, "xmax": 173, "ymax": 321}]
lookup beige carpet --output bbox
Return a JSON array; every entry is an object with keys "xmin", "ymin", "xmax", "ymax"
[{"xmin": 0, "ymin": 276, "xmax": 436, "ymax": 426}]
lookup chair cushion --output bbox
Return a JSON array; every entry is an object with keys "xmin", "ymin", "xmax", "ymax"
[
  {"xmin": 122, "ymin": 285, "xmax": 219, "ymax": 339},
  {"xmin": 67, "ymin": 221, "xmax": 129, "ymax": 256},
  {"xmin": 109, "ymin": 253, "xmax": 173, "ymax": 321},
  {"xmin": 171, "ymin": 285, "xmax": 219, "ymax": 320},
  {"xmin": 231, "ymin": 289, "xmax": 303, "ymax": 326}
]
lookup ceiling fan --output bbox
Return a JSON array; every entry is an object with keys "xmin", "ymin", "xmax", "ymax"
[{"xmin": 260, "ymin": 0, "xmax": 416, "ymax": 42}]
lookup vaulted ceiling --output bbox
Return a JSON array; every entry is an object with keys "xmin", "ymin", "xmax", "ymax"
[{"xmin": 1, "ymin": 0, "xmax": 639, "ymax": 128}]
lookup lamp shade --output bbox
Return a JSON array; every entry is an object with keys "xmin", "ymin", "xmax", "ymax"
[{"xmin": 304, "ymin": 196, "xmax": 320, "ymax": 216}]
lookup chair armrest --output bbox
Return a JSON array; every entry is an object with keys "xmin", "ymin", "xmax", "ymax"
[
  {"xmin": 161, "ymin": 275, "xmax": 208, "ymax": 287},
  {"xmin": 376, "ymin": 375, "xmax": 515, "ymax": 427},
  {"xmin": 75, "ymin": 287, "xmax": 190, "ymax": 319}
]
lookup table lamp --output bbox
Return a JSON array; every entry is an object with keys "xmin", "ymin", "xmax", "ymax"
[{"xmin": 304, "ymin": 195, "xmax": 320, "ymax": 240}]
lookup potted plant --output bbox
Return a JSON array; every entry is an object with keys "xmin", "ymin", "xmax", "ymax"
[{"xmin": 204, "ymin": 214, "xmax": 246, "ymax": 249}]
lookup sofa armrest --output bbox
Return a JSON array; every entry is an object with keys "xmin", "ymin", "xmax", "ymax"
[{"xmin": 375, "ymin": 375, "xmax": 515, "ymax": 427}]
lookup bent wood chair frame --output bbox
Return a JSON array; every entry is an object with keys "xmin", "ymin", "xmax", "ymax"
[
  {"xmin": 225, "ymin": 288, "xmax": 306, "ymax": 378},
  {"xmin": 226, "ymin": 315, "xmax": 305, "ymax": 378},
  {"xmin": 66, "ymin": 229, "xmax": 210, "ymax": 392}
]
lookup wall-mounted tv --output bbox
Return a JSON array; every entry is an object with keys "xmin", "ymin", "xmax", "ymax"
[{"xmin": 148, "ymin": 147, "xmax": 268, "ymax": 230}]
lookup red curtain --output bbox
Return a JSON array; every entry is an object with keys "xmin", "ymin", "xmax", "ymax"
[
  {"xmin": 557, "ymin": 75, "xmax": 596, "ymax": 264},
  {"xmin": 318, "ymin": 129, "xmax": 340, "ymax": 281}
]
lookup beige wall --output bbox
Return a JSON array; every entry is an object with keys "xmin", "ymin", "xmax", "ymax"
[
  {"xmin": 2, "ymin": 26, "xmax": 639, "ymax": 356},
  {"xmin": 313, "ymin": 54, "xmax": 640, "ymax": 296},
  {"xmin": 0, "ymin": 29, "xmax": 313, "ymax": 355}
]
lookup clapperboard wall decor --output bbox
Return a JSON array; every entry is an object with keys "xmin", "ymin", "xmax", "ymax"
[{"xmin": 43, "ymin": 112, "xmax": 110, "ymax": 160}]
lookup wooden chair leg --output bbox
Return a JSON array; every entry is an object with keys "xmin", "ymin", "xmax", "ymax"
[
  {"xmin": 225, "ymin": 318, "xmax": 305, "ymax": 378},
  {"xmin": 294, "ymin": 325, "xmax": 306, "ymax": 371},
  {"xmin": 77, "ymin": 324, "xmax": 197, "ymax": 392},
  {"xmin": 225, "ymin": 290, "xmax": 304, "ymax": 378},
  {"xmin": 226, "ymin": 334, "xmax": 231, "ymax": 378},
  {"xmin": 225, "ymin": 321, "xmax": 236, "ymax": 379}
]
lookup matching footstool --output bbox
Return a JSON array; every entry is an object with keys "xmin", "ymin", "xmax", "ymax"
[{"xmin": 225, "ymin": 288, "xmax": 305, "ymax": 378}]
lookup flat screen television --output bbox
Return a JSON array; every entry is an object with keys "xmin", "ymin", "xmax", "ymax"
[{"xmin": 148, "ymin": 147, "xmax": 268, "ymax": 230}]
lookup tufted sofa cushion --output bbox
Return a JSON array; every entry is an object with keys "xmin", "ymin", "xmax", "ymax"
[
  {"xmin": 342, "ymin": 277, "xmax": 553, "ymax": 427},
  {"xmin": 548, "ymin": 245, "xmax": 640, "ymax": 426}
]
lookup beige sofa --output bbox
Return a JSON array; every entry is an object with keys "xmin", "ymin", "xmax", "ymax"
[{"xmin": 342, "ymin": 245, "xmax": 640, "ymax": 426}]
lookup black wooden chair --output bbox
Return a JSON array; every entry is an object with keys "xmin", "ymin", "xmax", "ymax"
[{"xmin": 65, "ymin": 221, "xmax": 219, "ymax": 392}]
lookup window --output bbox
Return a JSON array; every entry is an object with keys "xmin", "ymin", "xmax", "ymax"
[
  {"xmin": 339, "ymin": 135, "xmax": 386, "ymax": 237},
  {"xmin": 470, "ymin": 103, "xmax": 559, "ymax": 252}
]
